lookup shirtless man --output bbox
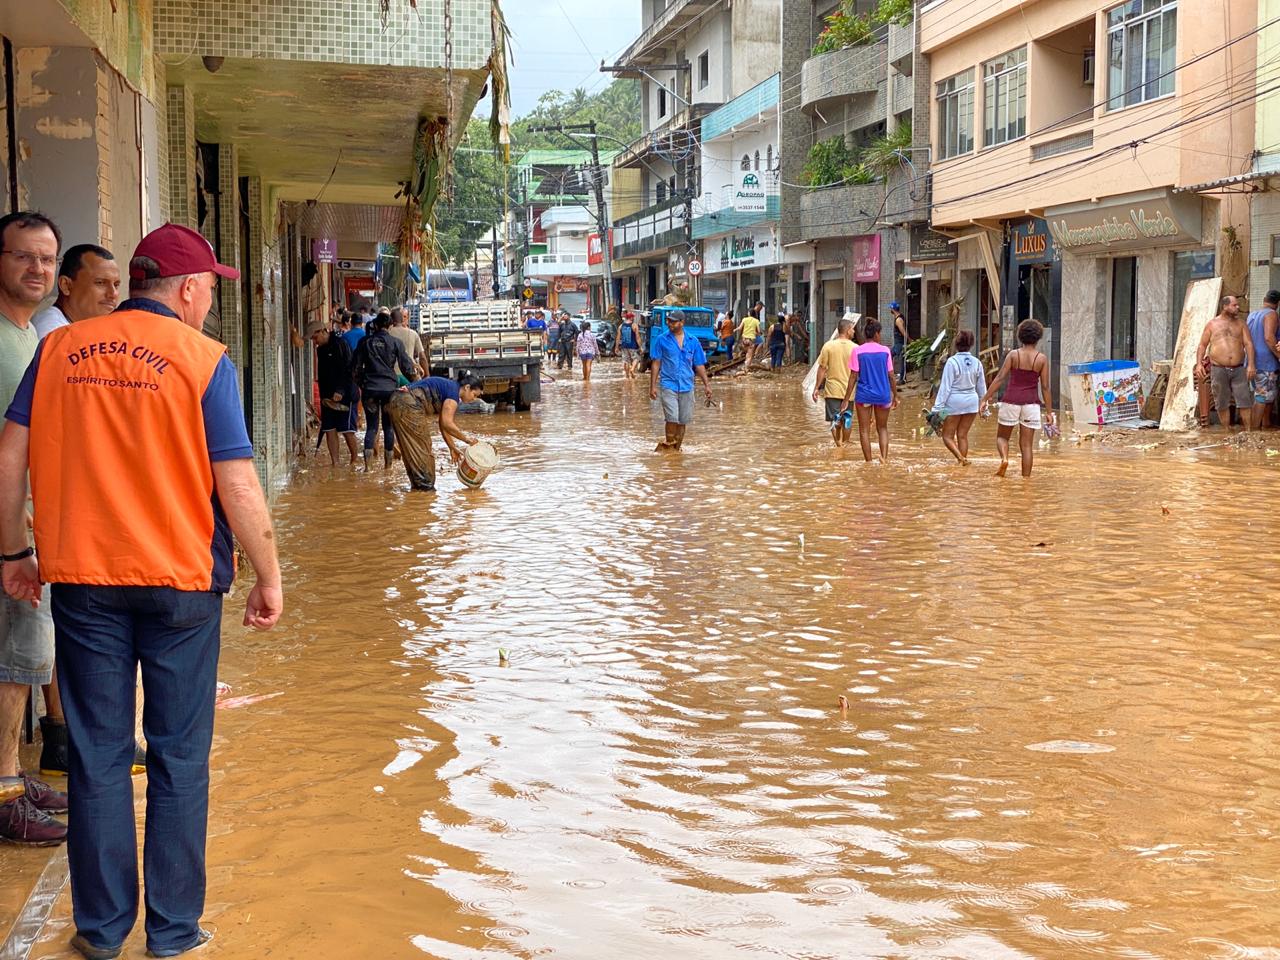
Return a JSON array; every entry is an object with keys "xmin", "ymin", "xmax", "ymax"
[{"xmin": 1197, "ymin": 295, "xmax": 1256, "ymax": 430}]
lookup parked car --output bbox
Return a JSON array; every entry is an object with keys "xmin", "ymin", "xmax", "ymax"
[{"xmin": 572, "ymin": 314, "xmax": 616, "ymax": 354}]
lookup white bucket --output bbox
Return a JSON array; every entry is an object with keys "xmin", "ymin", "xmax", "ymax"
[{"xmin": 457, "ymin": 442, "xmax": 499, "ymax": 489}]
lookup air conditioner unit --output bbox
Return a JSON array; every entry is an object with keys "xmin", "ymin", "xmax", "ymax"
[{"xmin": 1083, "ymin": 49, "xmax": 1095, "ymax": 85}]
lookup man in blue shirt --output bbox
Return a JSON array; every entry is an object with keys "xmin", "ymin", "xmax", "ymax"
[{"xmin": 648, "ymin": 309, "xmax": 713, "ymax": 451}]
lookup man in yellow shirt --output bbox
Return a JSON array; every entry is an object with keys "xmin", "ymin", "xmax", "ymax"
[
  {"xmin": 736, "ymin": 307, "xmax": 762, "ymax": 371},
  {"xmin": 811, "ymin": 315, "xmax": 857, "ymax": 447}
]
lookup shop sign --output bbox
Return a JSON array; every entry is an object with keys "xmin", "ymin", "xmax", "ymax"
[
  {"xmin": 733, "ymin": 172, "xmax": 768, "ymax": 214},
  {"xmin": 910, "ymin": 226, "xmax": 952, "ymax": 262},
  {"xmin": 1010, "ymin": 218, "xmax": 1055, "ymax": 264},
  {"xmin": 705, "ymin": 228, "xmax": 777, "ymax": 274},
  {"xmin": 1045, "ymin": 191, "xmax": 1202, "ymax": 254},
  {"xmin": 587, "ymin": 231, "xmax": 612, "ymax": 266},
  {"xmin": 337, "ymin": 259, "xmax": 376, "ymax": 272},
  {"xmin": 312, "ymin": 239, "xmax": 336, "ymax": 264},
  {"xmin": 554, "ymin": 277, "xmax": 590, "ymax": 293},
  {"xmin": 852, "ymin": 234, "xmax": 881, "ymax": 282},
  {"xmin": 668, "ymin": 247, "xmax": 689, "ymax": 280}
]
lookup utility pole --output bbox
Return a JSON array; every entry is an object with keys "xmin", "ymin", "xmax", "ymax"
[{"xmin": 526, "ymin": 122, "xmax": 615, "ymax": 317}]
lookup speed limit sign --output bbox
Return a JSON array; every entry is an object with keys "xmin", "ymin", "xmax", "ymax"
[{"xmin": 688, "ymin": 259, "xmax": 703, "ymax": 276}]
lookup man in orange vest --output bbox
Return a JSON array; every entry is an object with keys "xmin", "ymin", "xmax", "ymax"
[{"xmin": 0, "ymin": 223, "xmax": 283, "ymax": 960}]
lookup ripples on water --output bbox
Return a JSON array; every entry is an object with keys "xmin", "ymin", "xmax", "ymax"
[{"xmin": 31, "ymin": 370, "xmax": 1274, "ymax": 960}]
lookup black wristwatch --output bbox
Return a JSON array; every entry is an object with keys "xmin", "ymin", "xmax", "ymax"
[{"xmin": 1, "ymin": 546, "xmax": 34, "ymax": 562}]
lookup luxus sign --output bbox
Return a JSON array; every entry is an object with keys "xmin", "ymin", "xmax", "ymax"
[
  {"xmin": 733, "ymin": 172, "xmax": 768, "ymax": 214},
  {"xmin": 1045, "ymin": 191, "xmax": 1203, "ymax": 254}
]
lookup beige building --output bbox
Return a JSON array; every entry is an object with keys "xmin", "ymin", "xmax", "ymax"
[{"xmin": 922, "ymin": 0, "xmax": 1255, "ymax": 399}]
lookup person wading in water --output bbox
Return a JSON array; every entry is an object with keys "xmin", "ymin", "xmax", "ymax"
[{"xmin": 980, "ymin": 319, "xmax": 1056, "ymax": 477}]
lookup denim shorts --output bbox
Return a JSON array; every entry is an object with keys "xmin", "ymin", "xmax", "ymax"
[
  {"xmin": 0, "ymin": 588, "xmax": 55, "ymax": 685},
  {"xmin": 660, "ymin": 388, "xmax": 694, "ymax": 425}
]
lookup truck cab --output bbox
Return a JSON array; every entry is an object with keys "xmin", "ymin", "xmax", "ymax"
[{"xmin": 643, "ymin": 306, "xmax": 724, "ymax": 362}]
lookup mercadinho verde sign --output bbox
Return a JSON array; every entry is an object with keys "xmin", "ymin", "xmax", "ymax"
[{"xmin": 1045, "ymin": 191, "xmax": 1202, "ymax": 254}]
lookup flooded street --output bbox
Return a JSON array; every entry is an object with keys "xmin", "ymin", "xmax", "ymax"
[{"xmin": 20, "ymin": 367, "xmax": 1280, "ymax": 959}]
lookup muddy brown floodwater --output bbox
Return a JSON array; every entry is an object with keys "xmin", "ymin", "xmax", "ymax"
[{"xmin": 14, "ymin": 368, "xmax": 1280, "ymax": 959}]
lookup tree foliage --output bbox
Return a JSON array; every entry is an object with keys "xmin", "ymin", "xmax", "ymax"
[{"xmin": 432, "ymin": 80, "xmax": 640, "ymax": 268}]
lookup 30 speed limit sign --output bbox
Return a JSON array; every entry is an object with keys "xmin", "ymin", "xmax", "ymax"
[{"xmin": 688, "ymin": 259, "xmax": 703, "ymax": 276}]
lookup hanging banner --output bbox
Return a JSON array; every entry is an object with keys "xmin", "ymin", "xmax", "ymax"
[
  {"xmin": 733, "ymin": 172, "xmax": 768, "ymax": 214},
  {"xmin": 705, "ymin": 228, "xmax": 777, "ymax": 274},
  {"xmin": 853, "ymin": 234, "xmax": 881, "ymax": 282}
]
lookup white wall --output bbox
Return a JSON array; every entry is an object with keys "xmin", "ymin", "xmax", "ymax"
[
  {"xmin": 696, "ymin": 121, "xmax": 779, "ymax": 216},
  {"xmin": 688, "ymin": 11, "xmax": 730, "ymax": 108}
]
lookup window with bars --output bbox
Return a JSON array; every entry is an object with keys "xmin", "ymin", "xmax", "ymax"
[
  {"xmin": 983, "ymin": 47, "xmax": 1027, "ymax": 147},
  {"xmin": 936, "ymin": 69, "xmax": 975, "ymax": 159},
  {"xmin": 1106, "ymin": 0, "xmax": 1177, "ymax": 111}
]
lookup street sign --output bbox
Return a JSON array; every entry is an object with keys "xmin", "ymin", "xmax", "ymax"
[
  {"xmin": 688, "ymin": 259, "xmax": 703, "ymax": 276},
  {"xmin": 312, "ymin": 239, "xmax": 336, "ymax": 264},
  {"xmin": 522, "ymin": 287, "xmax": 534, "ymax": 300},
  {"xmin": 336, "ymin": 259, "xmax": 376, "ymax": 272}
]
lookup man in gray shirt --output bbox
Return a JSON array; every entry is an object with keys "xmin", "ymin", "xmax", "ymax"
[{"xmin": 388, "ymin": 306, "xmax": 427, "ymax": 379}]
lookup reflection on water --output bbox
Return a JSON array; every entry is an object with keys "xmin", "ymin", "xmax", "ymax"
[{"xmin": 27, "ymin": 369, "xmax": 1280, "ymax": 959}]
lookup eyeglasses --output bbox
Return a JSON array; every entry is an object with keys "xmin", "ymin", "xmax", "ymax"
[{"xmin": 2, "ymin": 250, "xmax": 60, "ymax": 270}]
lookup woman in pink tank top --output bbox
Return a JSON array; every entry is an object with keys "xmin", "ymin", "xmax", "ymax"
[{"xmin": 979, "ymin": 319, "xmax": 1056, "ymax": 477}]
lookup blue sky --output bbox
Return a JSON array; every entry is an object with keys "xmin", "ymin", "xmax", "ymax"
[{"xmin": 500, "ymin": 0, "xmax": 642, "ymax": 115}]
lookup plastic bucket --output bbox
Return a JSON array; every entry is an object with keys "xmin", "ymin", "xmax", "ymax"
[{"xmin": 457, "ymin": 442, "xmax": 499, "ymax": 489}]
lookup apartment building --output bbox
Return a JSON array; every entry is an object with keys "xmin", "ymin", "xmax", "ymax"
[
  {"xmin": 781, "ymin": 0, "xmax": 933, "ymax": 346},
  {"xmin": 608, "ymin": 0, "xmax": 781, "ymax": 309},
  {"xmin": 923, "ymin": 0, "xmax": 1255, "ymax": 400},
  {"xmin": 0, "ymin": 0, "xmax": 491, "ymax": 490}
]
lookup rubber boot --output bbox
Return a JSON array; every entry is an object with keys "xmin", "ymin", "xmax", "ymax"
[
  {"xmin": 363, "ymin": 450, "xmax": 372, "ymax": 470},
  {"xmin": 384, "ymin": 449, "xmax": 394, "ymax": 469},
  {"xmin": 38, "ymin": 716, "xmax": 69, "ymax": 777}
]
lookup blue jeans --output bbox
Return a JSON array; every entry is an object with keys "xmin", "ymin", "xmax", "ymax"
[
  {"xmin": 363, "ymin": 391, "xmax": 395, "ymax": 452},
  {"xmin": 892, "ymin": 342, "xmax": 905, "ymax": 383},
  {"xmin": 770, "ymin": 344, "xmax": 786, "ymax": 368},
  {"xmin": 51, "ymin": 584, "xmax": 223, "ymax": 954}
]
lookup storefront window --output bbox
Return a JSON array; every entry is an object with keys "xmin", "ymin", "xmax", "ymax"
[
  {"xmin": 1107, "ymin": 0, "xmax": 1177, "ymax": 111},
  {"xmin": 1111, "ymin": 257, "xmax": 1138, "ymax": 360},
  {"xmin": 1171, "ymin": 249, "xmax": 1215, "ymax": 350}
]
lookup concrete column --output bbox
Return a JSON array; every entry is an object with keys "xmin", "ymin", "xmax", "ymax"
[
  {"xmin": 1136, "ymin": 250, "xmax": 1174, "ymax": 392},
  {"xmin": 216, "ymin": 143, "xmax": 243, "ymax": 371},
  {"xmin": 165, "ymin": 85, "xmax": 197, "ymax": 229},
  {"xmin": 244, "ymin": 176, "xmax": 287, "ymax": 490}
]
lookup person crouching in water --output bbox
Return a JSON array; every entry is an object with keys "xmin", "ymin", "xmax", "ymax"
[
  {"xmin": 838, "ymin": 317, "xmax": 899, "ymax": 462},
  {"xmin": 979, "ymin": 319, "xmax": 1055, "ymax": 477},
  {"xmin": 388, "ymin": 372, "xmax": 485, "ymax": 491},
  {"xmin": 932, "ymin": 329, "xmax": 986, "ymax": 465}
]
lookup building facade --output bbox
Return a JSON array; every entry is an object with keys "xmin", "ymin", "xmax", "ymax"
[
  {"xmin": 1, "ymin": 0, "xmax": 492, "ymax": 491},
  {"xmin": 608, "ymin": 0, "xmax": 782, "ymax": 309},
  {"xmin": 923, "ymin": 0, "xmax": 1255, "ymax": 400},
  {"xmin": 782, "ymin": 0, "xmax": 933, "ymax": 350}
]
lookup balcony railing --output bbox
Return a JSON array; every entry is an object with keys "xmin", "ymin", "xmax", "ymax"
[
  {"xmin": 800, "ymin": 42, "xmax": 887, "ymax": 114},
  {"xmin": 524, "ymin": 253, "xmax": 590, "ymax": 277},
  {"xmin": 888, "ymin": 21, "xmax": 914, "ymax": 68},
  {"xmin": 799, "ymin": 182, "xmax": 883, "ymax": 242},
  {"xmin": 614, "ymin": 0, "xmax": 722, "ymax": 67},
  {"xmin": 612, "ymin": 196, "xmax": 688, "ymax": 259}
]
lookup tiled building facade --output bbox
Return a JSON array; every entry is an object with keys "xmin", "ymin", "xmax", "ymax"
[{"xmin": 1, "ymin": 0, "xmax": 493, "ymax": 491}]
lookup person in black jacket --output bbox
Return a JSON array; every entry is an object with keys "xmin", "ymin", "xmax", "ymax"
[
  {"xmin": 308, "ymin": 321, "xmax": 359, "ymax": 466},
  {"xmin": 351, "ymin": 311, "xmax": 416, "ymax": 469}
]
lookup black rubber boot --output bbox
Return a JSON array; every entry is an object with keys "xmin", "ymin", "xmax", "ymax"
[{"xmin": 39, "ymin": 716, "xmax": 69, "ymax": 777}]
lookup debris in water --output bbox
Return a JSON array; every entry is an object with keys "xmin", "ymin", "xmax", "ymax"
[
  {"xmin": 603, "ymin": 472, "xmax": 609, "ymax": 479},
  {"xmin": 838, "ymin": 695, "xmax": 849, "ymax": 716},
  {"xmin": 1032, "ymin": 541, "xmax": 1050, "ymax": 548},
  {"xmin": 1161, "ymin": 506, "xmax": 1171, "ymax": 516},
  {"xmin": 216, "ymin": 691, "xmax": 283, "ymax": 710},
  {"xmin": 1268, "ymin": 449, "xmax": 1280, "ymax": 457},
  {"xmin": 815, "ymin": 581, "xmax": 832, "ymax": 593},
  {"xmin": 215, "ymin": 681, "xmax": 233, "ymax": 700},
  {"xmin": 798, "ymin": 533, "xmax": 805, "ymax": 552},
  {"xmin": 499, "ymin": 648, "xmax": 510, "ymax": 666}
]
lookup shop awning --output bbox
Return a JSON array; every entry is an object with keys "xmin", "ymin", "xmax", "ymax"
[{"xmin": 1175, "ymin": 171, "xmax": 1279, "ymax": 195}]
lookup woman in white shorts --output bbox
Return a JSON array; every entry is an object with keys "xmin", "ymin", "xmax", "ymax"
[
  {"xmin": 932, "ymin": 329, "xmax": 987, "ymax": 464},
  {"xmin": 980, "ymin": 319, "xmax": 1056, "ymax": 477}
]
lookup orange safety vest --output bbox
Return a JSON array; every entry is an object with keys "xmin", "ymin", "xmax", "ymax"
[{"xmin": 28, "ymin": 308, "xmax": 234, "ymax": 592}]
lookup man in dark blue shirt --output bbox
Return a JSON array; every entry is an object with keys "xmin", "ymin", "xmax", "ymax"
[{"xmin": 649, "ymin": 310, "xmax": 713, "ymax": 451}]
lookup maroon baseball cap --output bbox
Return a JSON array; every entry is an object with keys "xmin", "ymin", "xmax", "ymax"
[{"xmin": 129, "ymin": 223, "xmax": 240, "ymax": 281}]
